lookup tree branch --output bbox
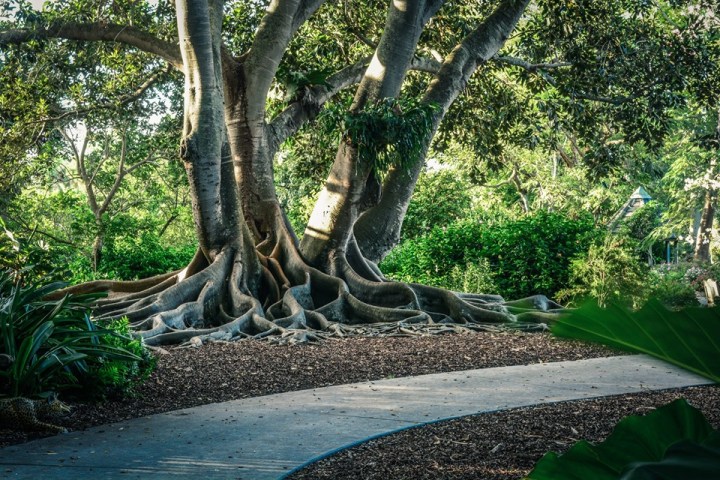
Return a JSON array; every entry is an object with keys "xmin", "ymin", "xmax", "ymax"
[
  {"xmin": 87, "ymin": 137, "xmax": 110, "ymax": 185},
  {"xmin": 39, "ymin": 63, "xmax": 173, "ymax": 124},
  {"xmin": 0, "ymin": 22, "xmax": 182, "ymax": 68},
  {"xmin": 354, "ymin": 0, "xmax": 531, "ymax": 262},
  {"xmin": 342, "ymin": 0, "xmax": 377, "ymax": 49},
  {"xmin": 422, "ymin": 0, "xmax": 446, "ymax": 24},
  {"xmin": 267, "ymin": 51, "xmax": 443, "ymax": 150},
  {"xmin": 268, "ymin": 58, "xmax": 369, "ymax": 148},
  {"xmin": 424, "ymin": 0, "xmax": 531, "ymax": 112},
  {"xmin": 97, "ymin": 130, "xmax": 128, "ymax": 216},
  {"xmin": 411, "ymin": 55, "xmax": 442, "ymax": 74},
  {"xmin": 243, "ymin": 0, "xmax": 327, "ymax": 119},
  {"xmin": 292, "ymin": 0, "xmax": 329, "ymax": 33},
  {"xmin": 494, "ymin": 55, "xmax": 636, "ymax": 106},
  {"xmin": 1, "ymin": 213, "xmax": 75, "ymax": 246},
  {"xmin": 59, "ymin": 127, "xmax": 101, "ymax": 216},
  {"xmin": 493, "ymin": 55, "xmax": 572, "ymax": 71}
]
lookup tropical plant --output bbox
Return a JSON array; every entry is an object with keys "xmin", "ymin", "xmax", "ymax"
[
  {"xmin": 0, "ymin": 270, "xmax": 153, "ymax": 398},
  {"xmin": 526, "ymin": 398, "xmax": 720, "ymax": 480},
  {"xmin": 88, "ymin": 317, "xmax": 156, "ymax": 399},
  {"xmin": 552, "ymin": 299, "xmax": 720, "ymax": 383},
  {"xmin": 557, "ymin": 235, "xmax": 649, "ymax": 308}
]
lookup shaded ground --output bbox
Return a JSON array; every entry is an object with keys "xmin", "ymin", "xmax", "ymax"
[
  {"xmin": 2, "ymin": 331, "xmax": 717, "ymax": 480},
  {"xmin": 289, "ymin": 386, "xmax": 720, "ymax": 480},
  {"xmin": 2, "ymin": 331, "xmax": 616, "ymax": 447}
]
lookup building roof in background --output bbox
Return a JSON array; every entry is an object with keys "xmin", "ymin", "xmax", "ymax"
[{"xmin": 609, "ymin": 187, "xmax": 652, "ymax": 232}]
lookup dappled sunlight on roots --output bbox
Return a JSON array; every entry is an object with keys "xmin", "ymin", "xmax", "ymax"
[{"xmin": 56, "ymin": 215, "xmax": 560, "ymax": 346}]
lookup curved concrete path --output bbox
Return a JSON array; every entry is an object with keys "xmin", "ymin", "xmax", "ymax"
[{"xmin": 0, "ymin": 354, "xmax": 713, "ymax": 480}]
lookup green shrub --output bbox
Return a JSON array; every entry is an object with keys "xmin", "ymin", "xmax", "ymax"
[
  {"xmin": 0, "ymin": 218, "xmax": 62, "ymax": 283},
  {"xmin": 381, "ymin": 220, "xmax": 479, "ymax": 289},
  {"xmin": 69, "ymin": 233, "xmax": 196, "ymax": 282},
  {"xmin": 0, "ymin": 270, "xmax": 154, "ymax": 399},
  {"xmin": 646, "ymin": 265, "xmax": 699, "ymax": 310},
  {"xmin": 475, "ymin": 211, "xmax": 601, "ymax": 299},
  {"xmin": 401, "ymin": 169, "xmax": 473, "ymax": 240},
  {"xmin": 557, "ymin": 234, "xmax": 649, "ymax": 308},
  {"xmin": 447, "ymin": 259, "xmax": 498, "ymax": 294},
  {"xmin": 381, "ymin": 211, "xmax": 599, "ymax": 299}
]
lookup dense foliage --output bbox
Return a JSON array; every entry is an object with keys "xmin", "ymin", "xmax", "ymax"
[
  {"xmin": 381, "ymin": 211, "xmax": 600, "ymax": 300},
  {"xmin": 0, "ymin": 269, "xmax": 154, "ymax": 399}
]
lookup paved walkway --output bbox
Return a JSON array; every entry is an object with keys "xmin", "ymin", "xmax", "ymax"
[{"xmin": 0, "ymin": 354, "xmax": 713, "ymax": 480}]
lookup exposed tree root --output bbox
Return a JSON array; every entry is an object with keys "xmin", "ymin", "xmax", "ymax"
[{"xmin": 58, "ymin": 231, "xmax": 562, "ymax": 346}]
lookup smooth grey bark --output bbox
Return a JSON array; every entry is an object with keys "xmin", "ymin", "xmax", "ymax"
[
  {"xmin": 177, "ymin": 0, "xmax": 245, "ymax": 258},
  {"xmin": 223, "ymin": 0, "xmax": 328, "ymax": 239},
  {"xmin": 300, "ymin": 0, "xmax": 430, "ymax": 271},
  {"xmin": 355, "ymin": 0, "xmax": 531, "ymax": 263}
]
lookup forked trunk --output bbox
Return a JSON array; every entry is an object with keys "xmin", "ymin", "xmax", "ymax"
[
  {"xmin": 50, "ymin": 0, "xmax": 560, "ymax": 347},
  {"xmin": 356, "ymin": 0, "xmax": 530, "ymax": 263},
  {"xmin": 300, "ymin": 0, "xmax": 428, "ymax": 271}
]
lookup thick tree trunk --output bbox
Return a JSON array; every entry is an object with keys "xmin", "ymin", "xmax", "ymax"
[
  {"xmin": 224, "ymin": 72, "xmax": 283, "ymax": 241},
  {"xmin": 91, "ymin": 229, "xmax": 104, "ymax": 272},
  {"xmin": 300, "ymin": 0, "xmax": 428, "ymax": 271},
  {"xmin": 356, "ymin": 0, "xmax": 530, "ymax": 263},
  {"xmin": 223, "ymin": 0, "xmax": 327, "ymax": 242},
  {"xmin": 694, "ymin": 111, "xmax": 720, "ymax": 263},
  {"xmin": 353, "ymin": 129, "xmax": 435, "ymax": 263},
  {"xmin": 178, "ymin": 0, "xmax": 243, "ymax": 257}
]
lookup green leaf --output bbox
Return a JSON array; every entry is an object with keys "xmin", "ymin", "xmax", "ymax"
[
  {"xmin": 35, "ymin": 351, "xmax": 88, "ymax": 375},
  {"xmin": 620, "ymin": 432, "xmax": 720, "ymax": 480},
  {"xmin": 551, "ymin": 299, "xmax": 720, "ymax": 382},
  {"xmin": 526, "ymin": 399, "xmax": 717, "ymax": 480}
]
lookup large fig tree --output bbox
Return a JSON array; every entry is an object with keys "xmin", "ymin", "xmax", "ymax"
[{"xmin": 1, "ymin": 0, "xmax": 701, "ymax": 344}]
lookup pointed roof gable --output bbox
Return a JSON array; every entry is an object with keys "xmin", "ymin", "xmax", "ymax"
[
  {"xmin": 630, "ymin": 186, "xmax": 652, "ymax": 202},
  {"xmin": 609, "ymin": 186, "xmax": 652, "ymax": 232}
]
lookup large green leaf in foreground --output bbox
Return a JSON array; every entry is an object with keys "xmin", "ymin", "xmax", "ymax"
[
  {"xmin": 551, "ymin": 299, "xmax": 720, "ymax": 383},
  {"xmin": 525, "ymin": 399, "xmax": 720, "ymax": 480}
]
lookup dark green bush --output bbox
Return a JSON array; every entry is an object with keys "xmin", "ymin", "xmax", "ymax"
[
  {"xmin": 0, "ymin": 270, "xmax": 154, "ymax": 399},
  {"xmin": 2, "ymin": 214, "xmax": 195, "ymax": 285},
  {"xmin": 381, "ymin": 211, "xmax": 600, "ymax": 299},
  {"xmin": 401, "ymin": 169, "xmax": 473, "ymax": 240},
  {"xmin": 69, "ymin": 231, "xmax": 196, "ymax": 282},
  {"xmin": 647, "ymin": 265, "xmax": 699, "ymax": 310}
]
